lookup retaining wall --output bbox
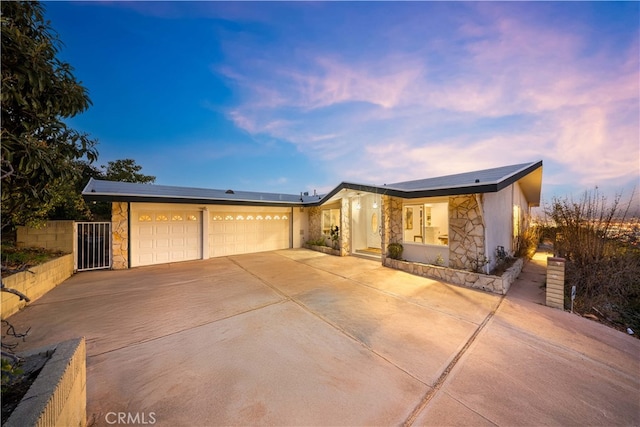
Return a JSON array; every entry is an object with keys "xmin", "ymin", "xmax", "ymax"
[
  {"xmin": 5, "ymin": 338, "xmax": 86, "ymax": 427},
  {"xmin": 1, "ymin": 254, "xmax": 74, "ymax": 319}
]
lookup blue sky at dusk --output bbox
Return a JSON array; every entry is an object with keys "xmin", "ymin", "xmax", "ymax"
[{"xmin": 44, "ymin": 1, "xmax": 639, "ymax": 206}]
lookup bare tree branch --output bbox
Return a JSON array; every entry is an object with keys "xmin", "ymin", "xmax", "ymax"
[{"xmin": 0, "ymin": 281, "xmax": 31, "ymax": 302}]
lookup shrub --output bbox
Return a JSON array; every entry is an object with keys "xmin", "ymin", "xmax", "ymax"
[
  {"xmin": 306, "ymin": 237, "xmax": 327, "ymax": 247},
  {"xmin": 387, "ymin": 243, "xmax": 403, "ymax": 260},
  {"xmin": 514, "ymin": 225, "xmax": 540, "ymax": 259},
  {"xmin": 545, "ymin": 188, "xmax": 640, "ymax": 333}
]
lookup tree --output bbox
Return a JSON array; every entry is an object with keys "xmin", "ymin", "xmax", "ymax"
[
  {"xmin": 47, "ymin": 159, "xmax": 155, "ymax": 221},
  {"xmin": 104, "ymin": 159, "xmax": 156, "ymax": 184},
  {"xmin": 1, "ymin": 1, "xmax": 98, "ymax": 230}
]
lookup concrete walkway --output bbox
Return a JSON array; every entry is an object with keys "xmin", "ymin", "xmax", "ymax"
[{"xmin": 4, "ymin": 249, "xmax": 639, "ymax": 426}]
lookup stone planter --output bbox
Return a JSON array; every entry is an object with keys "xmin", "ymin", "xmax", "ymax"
[
  {"xmin": 305, "ymin": 244, "xmax": 341, "ymax": 257},
  {"xmin": 383, "ymin": 257, "xmax": 525, "ymax": 295},
  {"xmin": 5, "ymin": 337, "xmax": 86, "ymax": 427}
]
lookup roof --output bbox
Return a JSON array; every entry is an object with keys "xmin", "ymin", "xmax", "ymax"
[
  {"xmin": 318, "ymin": 160, "xmax": 543, "ymax": 206},
  {"xmin": 82, "ymin": 179, "xmax": 321, "ymax": 206},
  {"xmin": 82, "ymin": 160, "xmax": 543, "ymax": 207}
]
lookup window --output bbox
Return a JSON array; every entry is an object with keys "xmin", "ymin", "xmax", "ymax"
[
  {"xmin": 322, "ymin": 208, "xmax": 340, "ymax": 235},
  {"xmin": 171, "ymin": 214, "xmax": 184, "ymax": 221},
  {"xmin": 403, "ymin": 202, "xmax": 448, "ymax": 246}
]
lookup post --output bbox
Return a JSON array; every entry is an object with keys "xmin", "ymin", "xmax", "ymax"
[{"xmin": 546, "ymin": 257, "xmax": 566, "ymax": 309}]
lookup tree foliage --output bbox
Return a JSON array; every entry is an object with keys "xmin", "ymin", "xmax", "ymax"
[
  {"xmin": 1, "ymin": 1, "xmax": 98, "ymax": 230},
  {"xmin": 103, "ymin": 159, "xmax": 156, "ymax": 184},
  {"xmin": 47, "ymin": 159, "xmax": 155, "ymax": 222}
]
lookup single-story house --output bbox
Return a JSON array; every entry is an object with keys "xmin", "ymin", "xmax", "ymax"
[{"xmin": 83, "ymin": 160, "xmax": 542, "ymax": 289}]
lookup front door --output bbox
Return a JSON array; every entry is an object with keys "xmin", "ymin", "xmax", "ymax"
[
  {"xmin": 351, "ymin": 194, "xmax": 382, "ymax": 257},
  {"xmin": 366, "ymin": 198, "xmax": 382, "ymax": 249}
]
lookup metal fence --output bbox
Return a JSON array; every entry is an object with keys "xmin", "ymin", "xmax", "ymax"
[{"xmin": 75, "ymin": 222, "xmax": 112, "ymax": 271}]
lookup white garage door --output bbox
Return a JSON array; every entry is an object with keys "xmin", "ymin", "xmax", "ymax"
[
  {"xmin": 209, "ymin": 208, "xmax": 291, "ymax": 257},
  {"xmin": 131, "ymin": 204, "xmax": 202, "ymax": 267}
]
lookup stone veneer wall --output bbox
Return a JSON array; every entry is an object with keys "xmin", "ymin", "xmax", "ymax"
[
  {"xmin": 112, "ymin": 202, "xmax": 129, "ymax": 269},
  {"xmin": 448, "ymin": 195, "xmax": 485, "ymax": 271},
  {"xmin": 340, "ymin": 198, "xmax": 350, "ymax": 256},
  {"xmin": 384, "ymin": 257, "xmax": 524, "ymax": 295},
  {"xmin": 381, "ymin": 195, "xmax": 403, "ymax": 262},
  {"xmin": 307, "ymin": 207, "xmax": 323, "ymax": 241}
]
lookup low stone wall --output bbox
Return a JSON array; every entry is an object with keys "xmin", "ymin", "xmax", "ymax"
[
  {"xmin": 1, "ymin": 254, "xmax": 74, "ymax": 319},
  {"xmin": 16, "ymin": 221, "xmax": 75, "ymax": 254},
  {"xmin": 383, "ymin": 257, "xmax": 524, "ymax": 295},
  {"xmin": 306, "ymin": 245, "xmax": 342, "ymax": 257},
  {"xmin": 6, "ymin": 337, "xmax": 86, "ymax": 427}
]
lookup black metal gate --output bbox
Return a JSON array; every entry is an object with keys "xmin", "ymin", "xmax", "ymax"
[{"xmin": 76, "ymin": 222, "xmax": 112, "ymax": 271}]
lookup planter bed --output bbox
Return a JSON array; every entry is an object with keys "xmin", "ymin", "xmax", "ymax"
[
  {"xmin": 384, "ymin": 257, "xmax": 524, "ymax": 295},
  {"xmin": 4, "ymin": 337, "xmax": 86, "ymax": 427},
  {"xmin": 305, "ymin": 244, "xmax": 341, "ymax": 257}
]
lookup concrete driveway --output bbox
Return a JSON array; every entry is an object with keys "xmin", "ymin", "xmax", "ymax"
[{"xmin": 5, "ymin": 249, "xmax": 639, "ymax": 426}]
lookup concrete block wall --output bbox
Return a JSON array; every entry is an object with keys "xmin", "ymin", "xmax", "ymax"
[
  {"xmin": 1, "ymin": 254, "xmax": 74, "ymax": 319},
  {"xmin": 16, "ymin": 221, "xmax": 75, "ymax": 254},
  {"xmin": 6, "ymin": 337, "xmax": 86, "ymax": 427},
  {"xmin": 546, "ymin": 257, "xmax": 565, "ymax": 309}
]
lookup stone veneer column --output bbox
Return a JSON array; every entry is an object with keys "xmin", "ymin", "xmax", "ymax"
[
  {"xmin": 111, "ymin": 202, "xmax": 129, "ymax": 269},
  {"xmin": 340, "ymin": 198, "xmax": 350, "ymax": 256},
  {"xmin": 448, "ymin": 195, "xmax": 485, "ymax": 271},
  {"xmin": 307, "ymin": 207, "xmax": 322, "ymax": 241},
  {"xmin": 381, "ymin": 195, "xmax": 403, "ymax": 262}
]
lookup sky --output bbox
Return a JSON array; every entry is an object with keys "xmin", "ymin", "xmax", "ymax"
[{"xmin": 44, "ymin": 1, "xmax": 639, "ymax": 209}]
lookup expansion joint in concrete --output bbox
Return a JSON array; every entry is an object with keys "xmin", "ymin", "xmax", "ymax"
[{"xmin": 402, "ymin": 294, "xmax": 506, "ymax": 426}]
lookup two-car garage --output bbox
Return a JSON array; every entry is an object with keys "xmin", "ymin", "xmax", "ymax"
[{"xmin": 130, "ymin": 203, "xmax": 292, "ymax": 267}]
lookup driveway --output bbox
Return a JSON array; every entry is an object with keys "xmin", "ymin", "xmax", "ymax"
[{"xmin": 5, "ymin": 249, "xmax": 639, "ymax": 426}]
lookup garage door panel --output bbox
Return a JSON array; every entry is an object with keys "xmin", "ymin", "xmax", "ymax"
[
  {"xmin": 171, "ymin": 238, "xmax": 186, "ymax": 247},
  {"xmin": 131, "ymin": 205, "xmax": 202, "ymax": 267},
  {"xmin": 155, "ymin": 239, "xmax": 170, "ymax": 248},
  {"xmin": 209, "ymin": 209, "xmax": 290, "ymax": 258},
  {"xmin": 138, "ymin": 226, "xmax": 154, "ymax": 236},
  {"xmin": 138, "ymin": 240, "xmax": 153, "ymax": 249}
]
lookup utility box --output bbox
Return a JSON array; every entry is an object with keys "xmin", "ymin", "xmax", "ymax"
[{"xmin": 546, "ymin": 257, "xmax": 566, "ymax": 309}]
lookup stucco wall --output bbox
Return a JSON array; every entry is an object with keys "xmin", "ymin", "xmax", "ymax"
[
  {"xmin": 16, "ymin": 221, "xmax": 74, "ymax": 254},
  {"xmin": 112, "ymin": 202, "xmax": 129, "ymax": 270},
  {"xmin": 292, "ymin": 207, "xmax": 308, "ymax": 248},
  {"xmin": 484, "ymin": 186, "xmax": 512, "ymax": 270},
  {"xmin": 402, "ymin": 243, "xmax": 450, "ymax": 266},
  {"xmin": 484, "ymin": 182, "xmax": 530, "ymax": 271}
]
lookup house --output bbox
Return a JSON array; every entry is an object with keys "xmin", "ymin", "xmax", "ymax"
[{"xmin": 82, "ymin": 160, "xmax": 542, "ymax": 292}]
